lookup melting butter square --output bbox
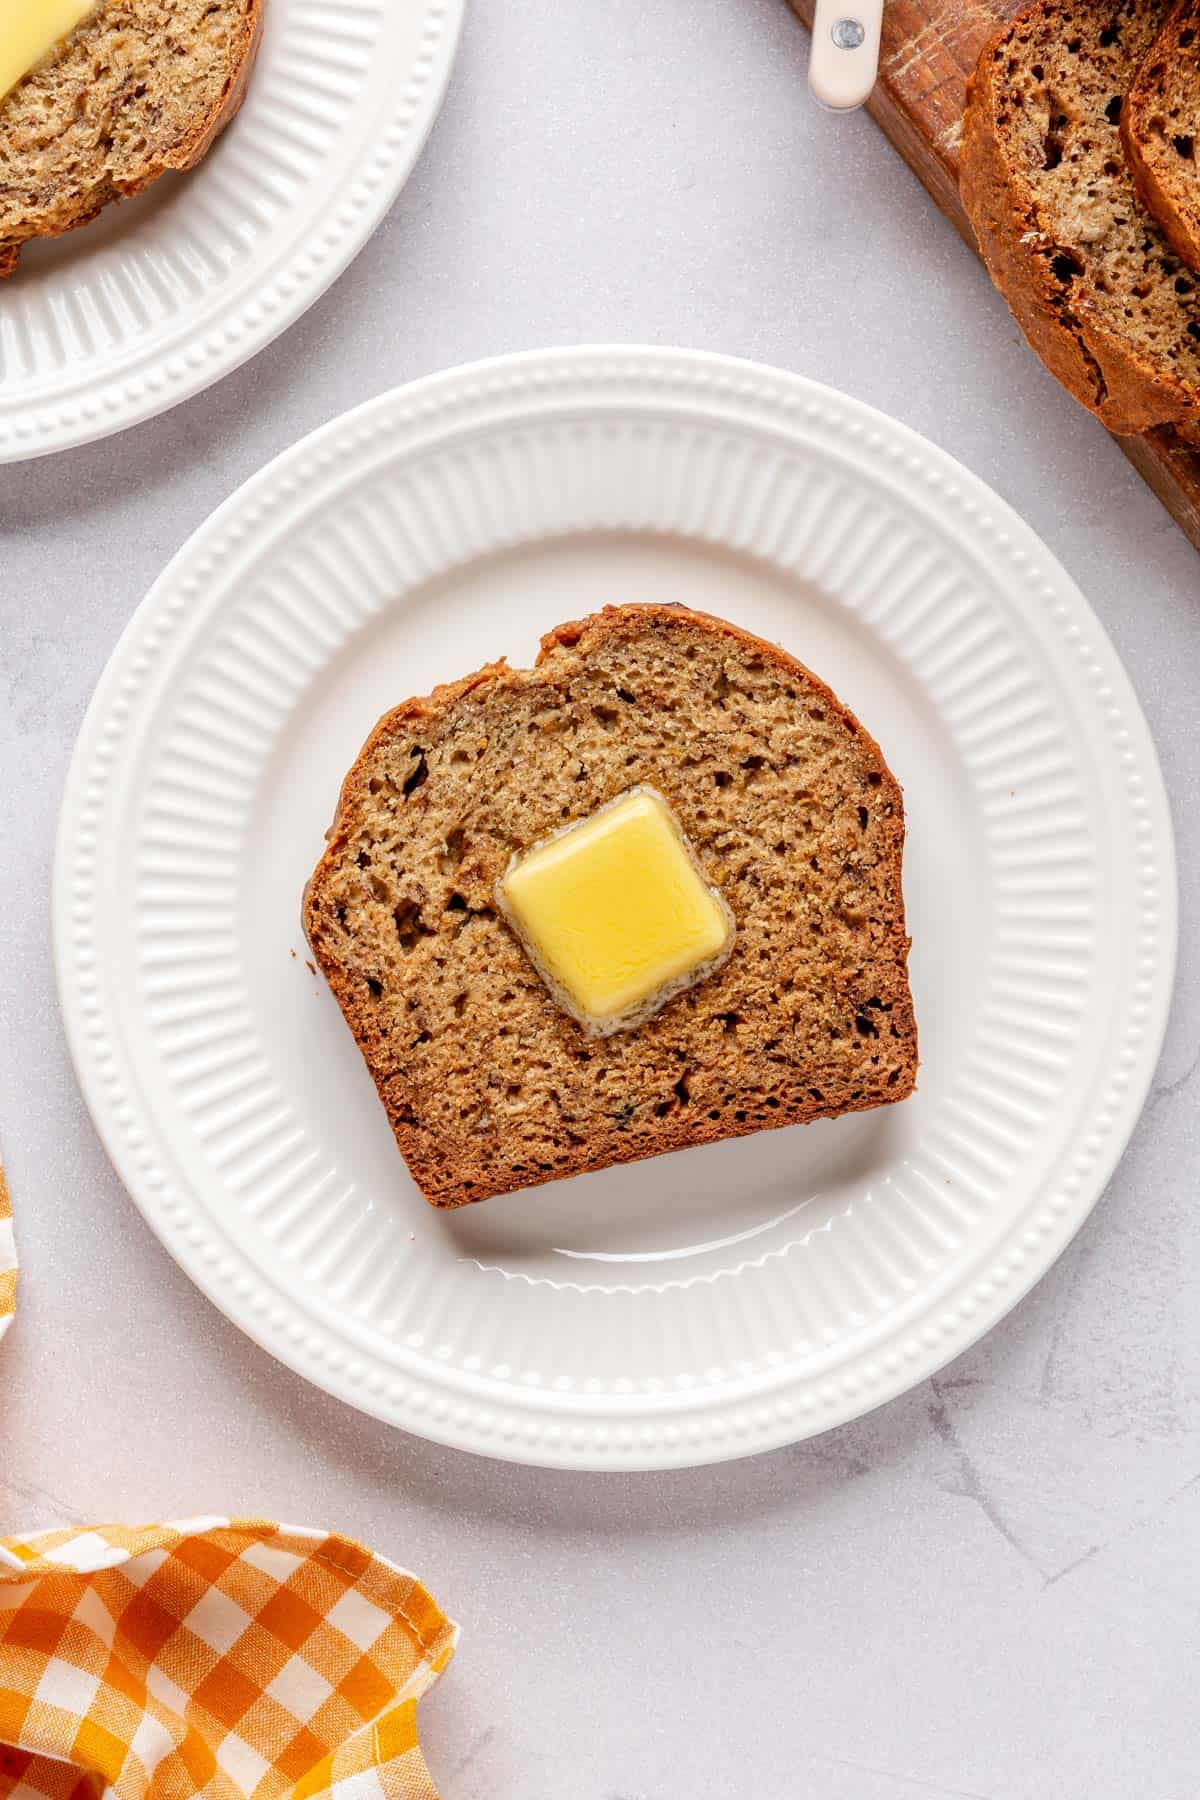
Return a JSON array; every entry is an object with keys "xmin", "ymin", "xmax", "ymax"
[
  {"xmin": 1, "ymin": 0, "xmax": 96, "ymax": 101},
  {"xmin": 496, "ymin": 786, "xmax": 735, "ymax": 1036}
]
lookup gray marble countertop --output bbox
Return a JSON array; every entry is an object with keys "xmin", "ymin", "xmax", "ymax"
[{"xmin": 3, "ymin": 2, "xmax": 1199, "ymax": 1795}]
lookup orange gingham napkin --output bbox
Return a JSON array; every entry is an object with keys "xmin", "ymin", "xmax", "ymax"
[
  {"xmin": 0, "ymin": 1519, "xmax": 456, "ymax": 1800},
  {"xmin": 0, "ymin": 1170, "xmax": 15, "ymax": 1343}
]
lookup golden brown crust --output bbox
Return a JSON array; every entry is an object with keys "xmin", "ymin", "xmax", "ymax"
[
  {"xmin": 305, "ymin": 605, "xmax": 917, "ymax": 1208},
  {"xmin": 1123, "ymin": 0, "xmax": 1200, "ymax": 273},
  {"xmin": 0, "ymin": 0, "xmax": 264, "ymax": 277},
  {"xmin": 161, "ymin": 0, "xmax": 264, "ymax": 178},
  {"xmin": 961, "ymin": 0, "xmax": 1200, "ymax": 435}
]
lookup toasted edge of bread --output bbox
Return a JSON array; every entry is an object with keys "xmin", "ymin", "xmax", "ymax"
[{"xmin": 1124, "ymin": 1, "xmax": 1200, "ymax": 274}]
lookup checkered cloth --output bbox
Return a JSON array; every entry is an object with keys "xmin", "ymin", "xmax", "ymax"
[
  {"xmin": 0, "ymin": 1520, "xmax": 456, "ymax": 1800},
  {"xmin": 0, "ymin": 1169, "xmax": 15, "ymax": 1344}
]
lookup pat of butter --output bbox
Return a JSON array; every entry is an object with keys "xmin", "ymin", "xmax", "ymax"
[
  {"xmin": 497, "ymin": 786, "xmax": 735, "ymax": 1036},
  {"xmin": 0, "ymin": 0, "xmax": 95, "ymax": 102}
]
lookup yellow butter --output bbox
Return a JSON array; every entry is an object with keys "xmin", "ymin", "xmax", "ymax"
[
  {"xmin": 497, "ymin": 786, "xmax": 734, "ymax": 1036},
  {"xmin": 0, "ymin": 0, "xmax": 95, "ymax": 102}
]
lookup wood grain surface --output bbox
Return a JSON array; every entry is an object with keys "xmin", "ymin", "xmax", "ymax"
[{"xmin": 788, "ymin": 0, "xmax": 1200, "ymax": 551}]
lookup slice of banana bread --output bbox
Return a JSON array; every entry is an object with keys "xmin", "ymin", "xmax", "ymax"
[
  {"xmin": 0, "ymin": 0, "xmax": 263, "ymax": 278},
  {"xmin": 304, "ymin": 605, "xmax": 918, "ymax": 1208},
  {"xmin": 1124, "ymin": 1, "xmax": 1200, "ymax": 272},
  {"xmin": 962, "ymin": 0, "xmax": 1200, "ymax": 435}
]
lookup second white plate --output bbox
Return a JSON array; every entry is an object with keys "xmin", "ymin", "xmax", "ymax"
[
  {"xmin": 0, "ymin": 0, "xmax": 463, "ymax": 460},
  {"xmin": 55, "ymin": 347, "xmax": 1176, "ymax": 1468}
]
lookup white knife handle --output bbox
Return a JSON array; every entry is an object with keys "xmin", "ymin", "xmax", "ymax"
[{"xmin": 808, "ymin": 0, "xmax": 884, "ymax": 111}]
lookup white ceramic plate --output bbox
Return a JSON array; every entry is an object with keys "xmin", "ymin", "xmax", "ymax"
[
  {"xmin": 55, "ymin": 347, "xmax": 1176, "ymax": 1470},
  {"xmin": 0, "ymin": 0, "xmax": 463, "ymax": 461}
]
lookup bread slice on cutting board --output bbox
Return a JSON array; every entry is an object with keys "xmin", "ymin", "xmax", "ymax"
[
  {"xmin": 962, "ymin": 0, "xmax": 1200, "ymax": 436},
  {"xmin": 1124, "ymin": 0, "xmax": 1200, "ymax": 273},
  {"xmin": 304, "ymin": 604, "xmax": 918, "ymax": 1209},
  {"xmin": 0, "ymin": 0, "xmax": 263, "ymax": 278}
]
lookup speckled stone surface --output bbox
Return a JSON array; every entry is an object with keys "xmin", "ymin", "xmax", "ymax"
[{"xmin": 2, "ymin": 2, "xmax": 1199, "ymax": 1796}]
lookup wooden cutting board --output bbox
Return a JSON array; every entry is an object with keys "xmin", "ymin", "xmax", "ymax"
[{"xmin": 789, "ymin": 0, "xmax": 1200, "ymax": 551}]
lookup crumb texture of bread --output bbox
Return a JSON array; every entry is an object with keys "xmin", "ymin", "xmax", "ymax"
[
  {"xmin": 961, "ymin": 0, "xmax": 1200, "ymax": 434},
  {"xmin": 304, "ymin": 605, "xmax": 918, "ymax": 1208},
  {"xmin": 0, "ymin": 0, "xmax": 262, "ymax": 275},
  {"xmin": 1125, "ymin": 0, "xmax": 1200, "ymax": 272}
]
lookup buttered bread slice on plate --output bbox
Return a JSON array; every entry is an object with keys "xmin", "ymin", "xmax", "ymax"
[
  {"xmin": 304, "ymin": 604, "xmax": 918, "ymax": 1208},
  {"xmin": 0, "ymin": 0, "xmax": 263, "ymax": 277}
]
